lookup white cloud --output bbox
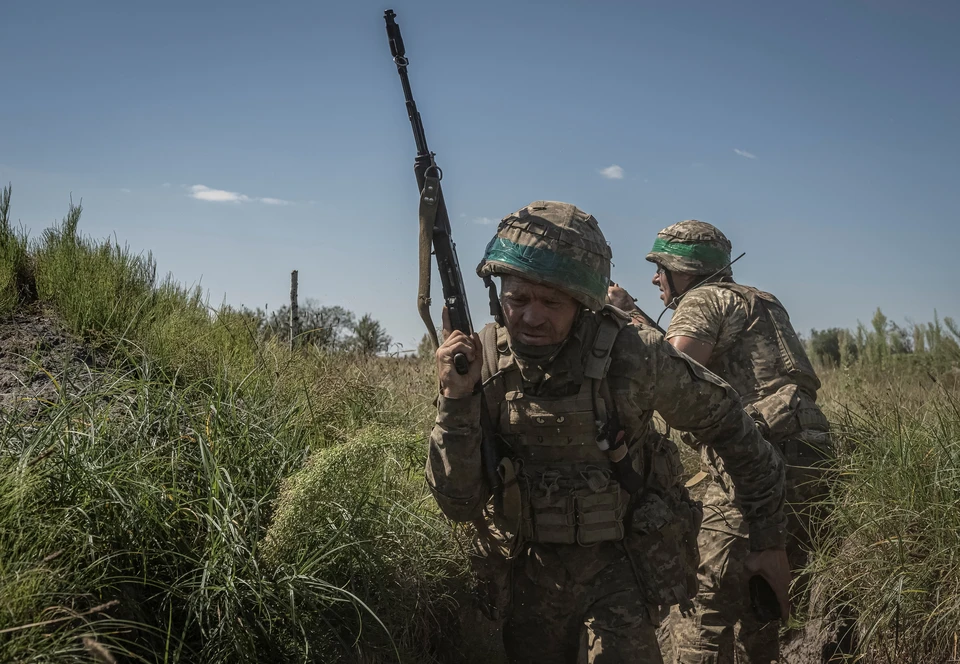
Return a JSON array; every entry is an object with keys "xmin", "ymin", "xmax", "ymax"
[
  {"xmin": 162, "ymin": 182, "xmax": 172, "ymax": 188},
  {"xmin": 600, "ymin": 165, "xmax": 624, "ymax": 180},
  {"xmin": 190, "ymin": 184, "xmax": 250, "ymax": 203},
  {"xmin": 189, "ymin": 184, "xmax": 291, "ymax": 205},
  {"xmin": 473, "ymin": 216, "xmax": 498, "ymax": 225},
  {"xmin": 120, "ymin": 188, "xmax": 132, "ymax": 193},
  {"xmin": 733, "ymin": 149, "xmax": 757, "ymax": 159}
]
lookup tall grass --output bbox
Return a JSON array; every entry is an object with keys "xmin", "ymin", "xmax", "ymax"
[
  {"xmin": 1, "ymin": 201, "xmax": 467, "ymax": 662},
  {"xmin": 7, "ymin": 192, "xmax": 960, "ymax": 662},
  {"xmin": 0, "ymin": 184, "xmax": 33, "ymax": 315},
  {"xmin": 810, "ymin": 362, "xmax": 960, "ymax": 663}
]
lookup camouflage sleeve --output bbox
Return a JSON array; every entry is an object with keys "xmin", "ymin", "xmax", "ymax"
[
  {"xmin": 665, "ymin": 286, "xmax": 748, "ymax": 356},
  {"xmin": 609, "ymin": 326, "xmax": 787, "ymax": 550},
  {"xmin": 425, "ymin": 394, "xmax": 489, "ymax": 522}
]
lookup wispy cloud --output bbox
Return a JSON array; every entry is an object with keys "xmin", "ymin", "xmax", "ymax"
[
  {"xmin": 162, "ymin": 182, "xmax": 172, "ymax": 188},
  {"xmin": 190, "ymin": 185, "xmax": 250, "ymax": 203},
  {"xmin": 120, "ymin": 188, "xmax": 132, "ymax": 194},
  {"xmin": 733, "ymin": 148, "xmax": 757, "ymax": 159},
  {"xmin": 599, "ymin": 165, "xmax": 625, "ymax": 180},
  {"xmin": 189, "ymin": 184, "xmax": 292, "ymax": 206},
  {"xmin": 473, "ymin": 216, "xmax": 498, "ymax": 225}
]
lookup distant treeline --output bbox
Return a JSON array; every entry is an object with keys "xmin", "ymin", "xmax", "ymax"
[
  {"xmin": 236, "ymin": 300, "xmax": 394, "ymax": 356},
  {"xmin": 807, "ymin": 308, "xmax": 960, "ymax": 369}
]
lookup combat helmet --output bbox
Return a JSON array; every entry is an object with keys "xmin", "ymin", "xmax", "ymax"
[
  {"xmin": 645, "ymin": 220, "xmax": 733, "ymax": 276},
  {"xmin": 476, "ymin": 201, "xmax": 612, "ymax": 312}
]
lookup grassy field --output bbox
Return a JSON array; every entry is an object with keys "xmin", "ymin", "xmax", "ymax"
[
  {"xmin": 2, "ymin": 193, "xmax": 959, "ymax": 662},
  {"xmin": 807, "ymin": 359, "xmax": 960, "ymax": 663},
  {"xmin": 1, "ymin": 198, "xmax": 471, "ymax": 663}
]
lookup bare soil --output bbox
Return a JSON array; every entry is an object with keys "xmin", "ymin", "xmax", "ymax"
[{"xmin": 0, "ymin": 305, "xmax": 100, "ymax": 417}]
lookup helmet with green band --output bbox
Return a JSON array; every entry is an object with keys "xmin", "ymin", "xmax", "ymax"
[
  {"xmin": 645, "ymin": 220, "xmax": 733, "ymax": 276},
  {"xmin": 476, "ymin": 201, "xmax": 612, "ymax": 312}
]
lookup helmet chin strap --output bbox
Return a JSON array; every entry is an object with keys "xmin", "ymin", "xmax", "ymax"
[
  {"xmin": 655, "ymin": 268, "xmax": 684, "ymax": 328},
  {"xmin": 654, "ymin": 252, "xmax": 746, "ymax": 329}
]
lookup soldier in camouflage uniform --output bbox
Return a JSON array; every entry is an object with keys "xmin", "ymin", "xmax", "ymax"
[
  {"xmin": 610, "ymin": 220, "xmax": 834, "ymax": 664},
  {"xmin": 427, "ymin": 202, "xmax": 791, "ymax": 663}
]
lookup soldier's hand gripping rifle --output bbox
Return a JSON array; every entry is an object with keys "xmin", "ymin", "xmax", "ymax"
[{"xmin": 384, "ymin": 9, "xmax": 504, "ymax": 514}]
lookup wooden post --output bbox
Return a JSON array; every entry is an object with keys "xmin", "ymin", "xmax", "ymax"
[{"xmin": 290, "ymin": 270, "xmax": 299, "ymax": 350}]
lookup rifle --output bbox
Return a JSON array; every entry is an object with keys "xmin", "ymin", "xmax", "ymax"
[
  {"xmin": 609, "ymin": 282, "xmax": 665, "ymax": 334},
  {"xmin": 383, "ymin": 9, "xmax": 504, "ymax": 513}
]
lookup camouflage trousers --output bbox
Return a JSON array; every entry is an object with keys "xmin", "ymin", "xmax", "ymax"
[
  {"xmin": 667, "ymin": 432, "xmax": 834, "ymax": 664},
  {"xmin": 502, "ymin": 541, "xmax": 664, "ymax": 664}
]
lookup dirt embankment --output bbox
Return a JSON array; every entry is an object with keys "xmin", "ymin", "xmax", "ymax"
[{"xmin": 0, "ymin": 306, "xmax": 100, "ymax": 418}]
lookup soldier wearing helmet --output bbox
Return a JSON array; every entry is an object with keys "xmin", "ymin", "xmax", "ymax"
[
  {"xmin": 427, "ymin": 202, "xmax": 790, "ymax": 663},
  {"xmin": 610, "ymin": 220, "xmax": 834, "ymax": 664}
]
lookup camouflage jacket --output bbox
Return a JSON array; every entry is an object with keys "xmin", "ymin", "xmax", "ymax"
[
  {"xmin": 426, "ymin": 310, "xmax": 787, "ymax": 551},
  {"xmin": 665, "ymin": 281, "xmax": 829, "ymax": 442}
]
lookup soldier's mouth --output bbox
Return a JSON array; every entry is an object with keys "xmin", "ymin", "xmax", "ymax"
[{"xmin": 517, "ymin": 331, "xmax": 550, "ymax": 344}]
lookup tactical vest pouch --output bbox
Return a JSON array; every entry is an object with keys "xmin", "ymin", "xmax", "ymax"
[
  {"xmin": 627, "ymin": 491, "xmax": 702, "ymax": 607},
  {"xmin": 746, "ymin": 383, "xmax": 801, "ymax": 441},
  {"xmin": 747, "ymin": 384, "xmax": 830, "ymax": 442},
  {"xmin": 521, "ymin": 475, "xmax": 627, "ymax": 545},
  {"xmin": 754, "ymin": 293, "xmax": 822, "ymax": 395},
  {"xmin": 796, "ymin": 392, "xmax": 830, "ymax": 433},
  {"xmin": 575, "ymin": 481, "xmax": 626, "ymax": 545},
  {"xmin": 522, "ymin": 476, "xmax": 577, "ymax": 544}
]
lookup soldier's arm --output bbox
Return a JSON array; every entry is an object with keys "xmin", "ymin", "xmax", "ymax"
[
  {"xmin": 665, "ymin": 286, "xmax": 747, "ymax": 366},
  {"xmin": 425, "ymin": 393, "xmax": 489, "ymax": 521},
  {"xmin": 610, "ymin": 328, "xmax": 786, "ymax": 551},
  {"xmin": 668, "ymin": 336, "xmax": 714, "ymax": 365},
  {"xmin": 424, "ymin": 323, "xmax": 489, "ymax": 522}
]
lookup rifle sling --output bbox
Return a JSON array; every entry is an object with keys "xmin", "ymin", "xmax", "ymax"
[{"xmin": 418, "ymin": 173, "xmax": 441, "ymax": 349}]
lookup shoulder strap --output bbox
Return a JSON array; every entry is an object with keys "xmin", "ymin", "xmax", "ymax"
[
  {"xmin": 585, "ymin": 309, "xmax": 627, "ymax": 425},
  {"xmin": 584, "ymin": 308, "xmax": 624, "ymax": 380},
  {"xmin": 479, "ymin": 323, "xmax": 500, "ymax": 384},
  {"xmin": 479, "ymin": 323, "xmax": 514, "ymax": 428}
]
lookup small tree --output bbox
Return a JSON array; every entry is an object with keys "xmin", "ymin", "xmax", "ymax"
[
  {"xmin": 348, "ymin": 314, "xmax": 392, "ymax": 356},
  {"xmin": 809, "ymin": 328, "xmax": 844, "ymax": 367},
  {"xmin": 838, "ymin": 329, "xmax": 858, "ymax": 367},
  {"xmin": 265, "ymin": 299, "xmax": 355, "ymax": 350},
  {"xmin": 417, "ymin": 333, "xmax": 437, "ymax": 360}
]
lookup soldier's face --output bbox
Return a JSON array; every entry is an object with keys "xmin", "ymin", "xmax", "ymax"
[
  {"xmin": 652, "ymin": 264, "xmax": 697, "ymax": 307},
  {"xmin": 500, "ymin": 276, "xmax": 580, "ymax": 346}
]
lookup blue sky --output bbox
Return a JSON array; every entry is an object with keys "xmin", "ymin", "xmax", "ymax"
[{"xmin": 3, "ymin": 0, "xmax": 958, "ymax": 352}]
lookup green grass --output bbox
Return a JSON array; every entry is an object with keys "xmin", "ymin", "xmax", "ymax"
[
  {"xmin": 0, "ymin": 184, "xmax": 32, "ymax": 315},
  {"xmin": 0, "ymin": 199, "xmax": 467, "ymax": 662},
  {"xmin": 808, "ymin": 363, "xmax": 960, "ymax": 663},
  {"xmin": 4, "ymin": 191, "xmax": 960, "ymax": 662}
]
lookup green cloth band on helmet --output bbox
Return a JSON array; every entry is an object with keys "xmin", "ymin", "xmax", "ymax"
[
  {"xmin": 483, "ymin": 236, "xmax": 609, "ymax": 304},
  {"xmin": 650, "ymin": 237, "xmax": 730, "ymax": 267}
]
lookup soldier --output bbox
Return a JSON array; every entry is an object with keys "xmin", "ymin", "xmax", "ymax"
[
  {"xmin": 427, "ymin": 202, "xmax": 790, "ymax": 663},
  {"xmin": 609, "ymin": 220, "xmax": 834, "ymax": 664}
]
